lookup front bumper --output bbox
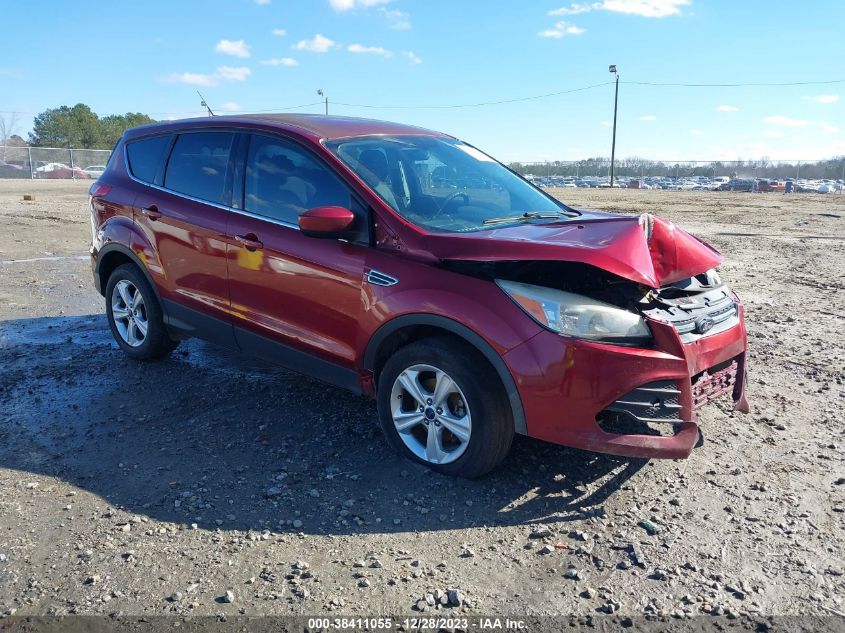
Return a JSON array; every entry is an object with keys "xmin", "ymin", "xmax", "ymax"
[{"xmin": 503, "ymin": 305, "xmax": 748, "ymax": 459}]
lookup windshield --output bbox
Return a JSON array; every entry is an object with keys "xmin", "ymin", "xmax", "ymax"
[{"xmin": 325, "ymin": 135, "xmax": 575, "ymax": 232}]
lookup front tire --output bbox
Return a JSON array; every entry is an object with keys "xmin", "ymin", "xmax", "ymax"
[
  {"xmin": 105, "ymin": 263, "xmax": 178, "ymax": 360},
  {"xmin": 377, "ymin": 337, "xmax": 514, "ymax": 478}
]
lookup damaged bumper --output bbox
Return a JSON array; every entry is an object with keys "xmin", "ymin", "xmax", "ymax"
[{"xmin": 504, "ymin": 304, "xmax": 748, "ymax": 459}]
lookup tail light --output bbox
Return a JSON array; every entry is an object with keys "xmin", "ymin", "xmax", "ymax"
[{"xmin": 89, "ymin": 182, "xmax": 111, "ymax": 197}]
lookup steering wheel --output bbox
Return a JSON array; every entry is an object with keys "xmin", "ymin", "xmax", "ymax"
[{"xmin": 433, "ymin": 191, "xmax": 469, "ymax": 217}]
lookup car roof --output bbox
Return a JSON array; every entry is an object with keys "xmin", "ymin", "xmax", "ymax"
[{"xmin": 125, "ymin": 113, "xmax": 452, "ymax": 142}]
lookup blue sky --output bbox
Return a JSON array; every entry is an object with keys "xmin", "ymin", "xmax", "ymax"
[{"xmin": 1, "ymin": 0, "xmax": 843, "ymax": 162}]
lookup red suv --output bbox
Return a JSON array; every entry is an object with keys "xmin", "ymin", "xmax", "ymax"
[{"xmin": 89, "ymin": 115, "xmax": 749, "ymax": 477}]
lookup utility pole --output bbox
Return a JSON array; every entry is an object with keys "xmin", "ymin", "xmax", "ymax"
[
  {"xmin": 317, "ymin": 89, "xmax": 328, "ymax": 115},
  {"xmin": 608, "ymin": 65, "xmax": 619, "ymax": 187}
]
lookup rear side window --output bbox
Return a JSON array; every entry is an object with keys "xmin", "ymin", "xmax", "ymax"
[
  {"xmin": 164, "ymin": 132, "xmax": 235, "ymax": 205},
  {"xmin": 126, "ymin": 135, "xmax": 172, "ymax": 183}
]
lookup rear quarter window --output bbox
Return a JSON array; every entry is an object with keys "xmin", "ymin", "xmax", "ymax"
[{"xmin": 126, "ymin": 134, "xmax": 172, "ymax": 183}]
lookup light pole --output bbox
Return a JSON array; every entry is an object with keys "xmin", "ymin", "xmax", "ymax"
[
  {"xmin": 317, "ymin": 89, "xmax": 328, "ymax": 115},
  {"xmin": 609, "ymin": 64, "xmax": 619, "ymax": 187}
]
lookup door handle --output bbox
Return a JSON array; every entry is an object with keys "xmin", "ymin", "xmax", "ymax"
[
  {"xmin": 234, "ymin": 234, "xmax": 264, "ymax": 251},
  {"xmin": 141, "ymin": 206, "xmax": 162, "ymax": 221}
]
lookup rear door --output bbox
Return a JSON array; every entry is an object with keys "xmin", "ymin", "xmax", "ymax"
[
  {"xmin": 131, "ymin": 130, "xmax": 236, "ymax": 345},
  {"xmin": 226, "ymin": 132, "xmax": 369, "ymax": 389}
]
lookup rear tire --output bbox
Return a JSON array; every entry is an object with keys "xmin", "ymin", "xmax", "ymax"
[
  {"xmin": 105, "ymin": 264, "xmax": 178, "ymax": 360},
  {"xmin": 377, "ymin": 337, "xmax": 514, "ymax": 478}
]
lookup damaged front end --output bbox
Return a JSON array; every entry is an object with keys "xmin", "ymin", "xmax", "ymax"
[{"xmin": 441, "ymin": 220, "xmax": 749, "ymax": 458}]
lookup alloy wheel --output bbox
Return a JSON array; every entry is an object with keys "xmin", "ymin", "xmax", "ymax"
[
  {"xmin": 110, "ymin": 279, "xmax": 148, "ymax": 347},
  {"xmin": 389, "ymin": 364, "xmax": 472, "ymax": 464}
]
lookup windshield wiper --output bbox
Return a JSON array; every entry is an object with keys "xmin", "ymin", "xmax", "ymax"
[{"xmin": 483, "ymin": 211, "xmax": 564, "ymax": 226}]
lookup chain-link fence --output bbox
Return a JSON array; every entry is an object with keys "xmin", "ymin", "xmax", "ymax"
[
  {"xmin": 2, "ymin": 146, "xmax": 843, "ymax": 192},
  {"xmin": 0, "ymin": 146, "xmax": 112, "ymax": 180}
]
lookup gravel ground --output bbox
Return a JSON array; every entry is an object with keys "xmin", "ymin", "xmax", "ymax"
[{"xmin": 0, "ymin": 180, "xmax": 843, "ymax": 619}]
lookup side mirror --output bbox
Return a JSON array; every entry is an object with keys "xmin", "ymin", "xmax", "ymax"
[{"xmin": 298, "ymin": 206, "xmax": 356, "ymax": 238}]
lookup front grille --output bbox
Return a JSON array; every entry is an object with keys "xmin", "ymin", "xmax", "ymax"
[
  {"xmin": 605, "ymin": 380, "xmax": 683, "ymax": 423},
  {"xmin": 642, "ymin": 288, "xmax": 739, "ymax": 343},
  {"xmin": 670, "ymin": 296, "xmax": 737, "ymax": 337},
  {"xmin": 598, "ymin": 380, "xmax": 683, "ymax": 436},
  {"xmin": 691, "ymin": 360, "xmax": 738, "ymax": 409}
]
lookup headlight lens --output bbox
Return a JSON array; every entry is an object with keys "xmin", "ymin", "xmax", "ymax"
[{"xmin": 496, "ymin": 279, "xmax": 651, "ymax": 343}]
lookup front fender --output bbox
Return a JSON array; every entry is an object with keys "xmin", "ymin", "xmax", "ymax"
[{"xmin": 363, "ymin": 289, "xmax": 538, "ymax": 435}]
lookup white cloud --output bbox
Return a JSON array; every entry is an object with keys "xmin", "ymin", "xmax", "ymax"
[
  {"xmin": 690, "ymin": 129, "xmax": 703, "ymax": 136},
  {"xmin": 602, "ymin": 0, "xmax": 690, "ymax": 17},
  {"xmin": 803, "ymin": 94, "xmax": 840, "ymax": 104},
  {"xmin": 402, "ymin": 50, "xmax": 422, "ymax": 64},
  {"xmin": 821, "ymin": 122, "xmax": 840, "ymax": 133},
  {"xmin": 763, "ymin": 115, "xmax": 809, "ymax": 127},
  {"xmin": 271, "ymin": 28, "xmax": 287, "ymax": 36},
  {"xmin": 380, "ymin": 8, "xmax": 411, "ymax": 29},
  {"xmin": 600, "ymin": 120, "xmax": 612, "ymax": 127},
  {"xmin": 260, "ymin": 57, "xmax": 298, "ymax": 66},
  {"xmin": 549, "ymin": 0, "xmax": 689, "ymax": 18},
  {"xmin": 164, "ymin": 65, "xmax": 253, "ymax": 86},
  {"xmin": 329, "ymin": 0, "xmax": 390, "ymax": 10},
  {"xmin": 717, "ymin": 104, "xmax": 739, "ymax": 112},
  {"xmin": 219, "ymin": 102, "xmax": 242, "ymax": 112},
  {"xmin": 255, "ymin": 0, "xmax": 271, "ymax": 4},
  {"xmin": 165, "ymin": 72, "xmax": 217, "ymax": 87},
  {"xmin": 347, "ymin": 43, "xmax": 392, "ymax": 57},
  {"xmin": 549, "ymin": 2, "xmax": 596, "ymax": 15},
  {"xmin": 639, "ymin": 115, "xmax": 657, "ymax": 121},
  {"xmin": 538, "ymin": 21, "xmax": 586, "ymax": 37},
  {"xmin": 215, "ymin": 39, "xmax": 251, "ymax": 58},
  {"xmin": 292, "ymin": 34, "xmax": 336, "ymax": 53},
  {"xmin": 216, "ymin": 65, "xmax": 251, "ymax": 81},
  {"xmin": 763, "ymin": 130, "xmax": 784, "ymax": 138}
]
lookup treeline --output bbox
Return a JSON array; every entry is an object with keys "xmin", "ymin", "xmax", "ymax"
[
  {"xmin": 509, "ymin": 156, "xmax": 845, "ymax": 180},
  {"xmin": 26, "ymin": 104, "xmax": 155, "ymax": 150}
]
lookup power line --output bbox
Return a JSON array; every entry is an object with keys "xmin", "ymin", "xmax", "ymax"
[
  {"xmin": 2, "ymin": 77, "xmax": 844, "ymax": 117},
  {"xmin": 623, "ymin": 79, "xmax": 845, "ymax": 87},
  {"xmin": 333, "ymin": 81, "xmax": 614, "ymax": 110},
  {"xmin": 216, "ymin": 100, "xmax": 325, "ymax": 114}
]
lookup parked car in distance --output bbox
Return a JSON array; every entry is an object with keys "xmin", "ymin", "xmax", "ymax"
[
  {"xmin": 755, "ymin": 179, "xmax": 784, "ymax": 192},
  {"xmin": 0, "ymin": 160, "xmax": 26, "ymax": 178},
  {"xmin": 718, "ymin": 179, "xmax": 754, "ymax": 192},
  {"xmin": 35, "ymin": 162, "xmax": 91, "ymax": 179},
  {"xmin": 83, "ymin": 165, "xmax": 107, "ymax": 178},
  {"xmin": 89, "ymin": 114, "xmax": 749, "ymax": 477}
]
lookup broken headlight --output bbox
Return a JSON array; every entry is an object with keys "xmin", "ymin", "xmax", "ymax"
[{"xmin": 496, "ymin": 279, "xmax": 652, "ymax": 344}]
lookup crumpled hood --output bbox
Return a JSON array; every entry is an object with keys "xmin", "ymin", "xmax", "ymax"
[{"xmin": 427, "ymin": 212, "xmax": 722, "ymax": 288}]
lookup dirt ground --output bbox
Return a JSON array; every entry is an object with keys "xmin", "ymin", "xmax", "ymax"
[{"xmin": 1, "ymin": 180, "xmax": 843, "ymax": 619}]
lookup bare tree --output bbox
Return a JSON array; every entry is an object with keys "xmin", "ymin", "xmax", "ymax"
[{"xmin": 0, "ymin": 112, "xmax": 20, "ymax": 161}]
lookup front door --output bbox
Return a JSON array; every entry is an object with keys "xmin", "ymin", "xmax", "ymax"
[{"xmin": 226, "ymin": 133, "xmax": 368, "ymax": 389}]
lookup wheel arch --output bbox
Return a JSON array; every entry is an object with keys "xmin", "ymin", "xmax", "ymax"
[
  {"xmin": 363, "ymin": 314, "xmax": 527, "ymax": 435},
  {"xmin": 96, "ymin": 243, "xmax": 164, "ymax": 308}
]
